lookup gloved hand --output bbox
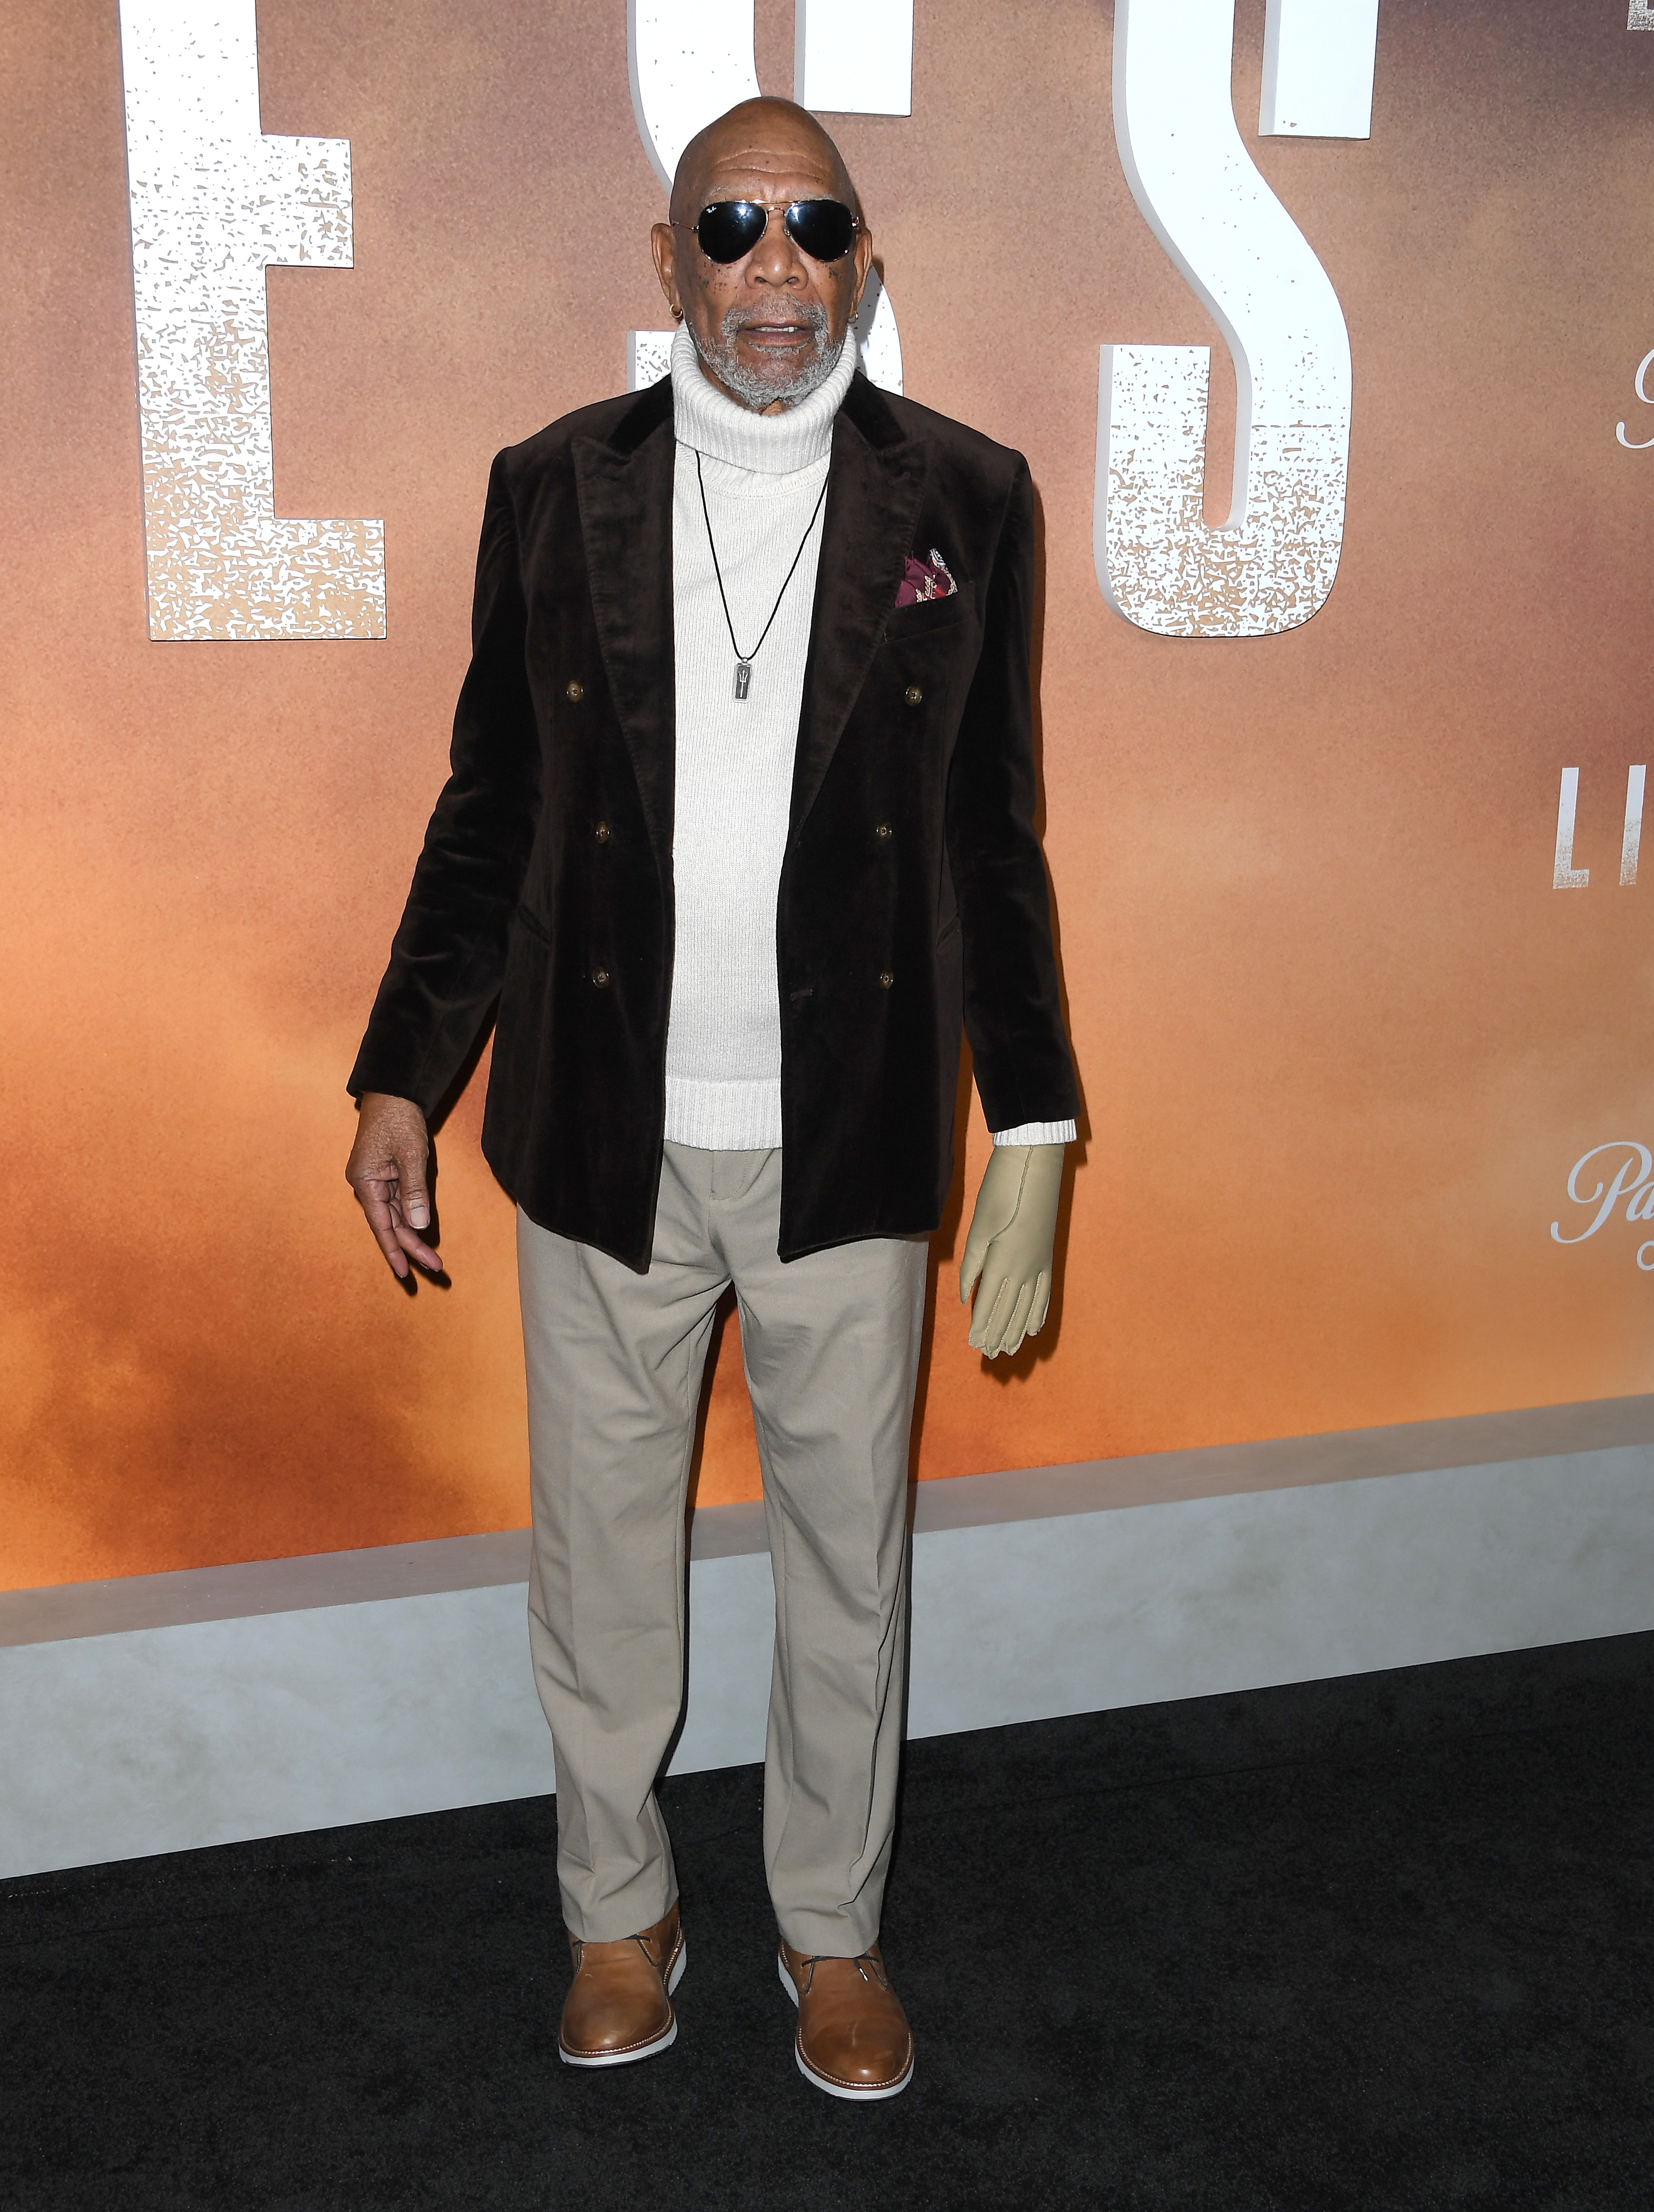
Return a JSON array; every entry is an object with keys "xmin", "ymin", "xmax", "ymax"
[{"xmin": 958, "ymin": 1142, "xmax": 1065, "ymax": 1358}]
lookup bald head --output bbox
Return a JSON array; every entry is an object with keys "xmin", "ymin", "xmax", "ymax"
[
  {"xmin": 651, "ymin": 98, "xmax": 873, "ymax": 413},
  {"xmin": 668, "ymin": 99, "xmax": 857, "ymax": 228}
]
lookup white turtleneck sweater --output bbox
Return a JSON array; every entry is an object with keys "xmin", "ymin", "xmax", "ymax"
[
  {"xmin": 663, "ymin": 327, "xmax": 854, "ymax": 1151},
  {"xmin": 663, "ymin": 327, "xmax": 1076, "ymax": 1154}
]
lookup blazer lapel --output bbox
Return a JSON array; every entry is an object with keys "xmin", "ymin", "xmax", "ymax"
[
  {"xmin": 573, "ymin": 382, "xmax": 677, "ymax": 881},
  {"xmin": 790, "ymin": 380, "xmax": 928, "ymax": 839}
]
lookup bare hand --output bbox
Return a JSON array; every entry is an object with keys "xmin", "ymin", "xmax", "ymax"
[
  {"xmin": 345, "ymin": 1092, "xmax": 443, "ymax": 1278},
  {"xmin": 959, "ymin": 1143, "xmax": 1064, "ymax": 1358}
]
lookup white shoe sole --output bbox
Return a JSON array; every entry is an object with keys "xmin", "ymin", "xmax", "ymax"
[
  {"xmin": 558, "ymin": 1935, "xmax": 686, "ymax": 2068},
  {"xmin": 776, "ymin": 1950, "xmax": 914, "ymax": 2102}
]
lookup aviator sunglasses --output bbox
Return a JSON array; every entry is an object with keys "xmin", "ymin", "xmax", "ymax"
[{"xmin": 691, "ymin": 198, "xmax": 860, "ymax": 265}]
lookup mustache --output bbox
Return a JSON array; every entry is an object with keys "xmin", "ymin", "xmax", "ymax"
[{"xmin": 719, "ymin": 299, "xmax": 830, "ymax": 343}]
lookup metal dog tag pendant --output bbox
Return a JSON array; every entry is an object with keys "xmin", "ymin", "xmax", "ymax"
[{"xmin": 734, "ymin": 660, "xmax": 752, "ymax": 701}]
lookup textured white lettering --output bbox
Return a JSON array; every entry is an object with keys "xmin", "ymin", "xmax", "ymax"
[
  {"xmin": 1552, "ymin": 767, "xmax": 1589, "ymax": 890},
  {"xmin": 1622, "ymin": 766, "xmax": 1645, "ymax": 886},
  {"xmin": 795, "ymin": 0, "xmax": 912, "ymax": 115},
  {"xmin": 1095, "ymin": 0, "xmax": 1354, "ymax": 638},
  {"xmin": 1260, "ymin": 0, "xmax": 1380, "ymax": 138},
  {"xmin": 117, "ymin": 0, "xmax": 384, "ymax": 641},
  {"xmin": 628, "ymin": 0, "xmax": 761, "ymax": 190}
]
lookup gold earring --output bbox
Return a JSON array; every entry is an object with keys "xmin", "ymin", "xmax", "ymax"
[{"xmin": 671, "ymin": 304, "xmax": 684, "ymax": 322}]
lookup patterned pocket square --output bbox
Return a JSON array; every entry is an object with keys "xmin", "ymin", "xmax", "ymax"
[{"xmin": 895, "ymin": 549, "xmax": 958, "ymax": 607}]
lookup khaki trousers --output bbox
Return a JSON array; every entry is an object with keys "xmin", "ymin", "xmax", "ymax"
[{"xmin": 518, "ymin": 1143, "xmax": 928, "ymax": 1955}]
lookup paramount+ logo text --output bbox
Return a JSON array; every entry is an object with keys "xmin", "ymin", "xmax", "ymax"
[{"xmin": 1552, "ymin": 1142, "xmax": 1654, "ymax": 1270}]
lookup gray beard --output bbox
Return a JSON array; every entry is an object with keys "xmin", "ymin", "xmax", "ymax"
[{"xmin": 694, "ymin": 301, "xmax": 843, "ymax": 410}]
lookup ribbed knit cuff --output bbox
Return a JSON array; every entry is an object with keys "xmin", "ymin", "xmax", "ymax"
[{"xmin": 992, "ymin": 1121, "xmax": 1077, "ymax": 1146}]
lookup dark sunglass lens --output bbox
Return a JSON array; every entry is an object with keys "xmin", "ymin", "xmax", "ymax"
[
  {"xmin": 784, "ymin": 200, "xmax": 855, "ymax": 261},
  {"xmin": 695, "ymin": 202, "xmax": 768, "ymax": 263}
]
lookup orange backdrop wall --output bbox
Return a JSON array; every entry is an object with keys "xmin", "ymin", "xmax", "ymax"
[{"xmin": 4, "ymin": 0, "xmax": 1651, "ymax": 1592}]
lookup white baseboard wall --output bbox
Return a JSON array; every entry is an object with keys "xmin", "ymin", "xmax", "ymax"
[{"xmin": 3, "ymin": 1397, "xmax": 1652, "ymax": 1881}]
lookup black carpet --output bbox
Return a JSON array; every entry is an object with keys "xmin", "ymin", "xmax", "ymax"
[{"xmin": 6, "ymin": 1634, "xmax": 1654, "ymax": 2212}]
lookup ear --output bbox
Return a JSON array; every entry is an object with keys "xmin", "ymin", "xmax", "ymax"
[
  {"xmin": 849, "ymin": 228, "xmax": 874, "ymax": 318},
  {"xmin": 650, "ymin": 223, "xmax": 681, "ymax": 317}
]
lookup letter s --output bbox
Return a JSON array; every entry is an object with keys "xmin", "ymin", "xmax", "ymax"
[{"xmin": 1096, "ymin": 0, "xmax": 1373, "ymax": 638}]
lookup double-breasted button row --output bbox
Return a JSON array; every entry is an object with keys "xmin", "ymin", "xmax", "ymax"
[
  {"xmin": 586, "ymin": 792, "xmax": 611, "ymax": 983},
  {"xmin": 873, "ymin": 816, "xmax": 896, "ymax": 988}
]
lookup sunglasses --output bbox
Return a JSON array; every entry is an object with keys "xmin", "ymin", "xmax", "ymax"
[{"xmin": 690, "ymin": 198, "xmax": 860, "ymax": 265}]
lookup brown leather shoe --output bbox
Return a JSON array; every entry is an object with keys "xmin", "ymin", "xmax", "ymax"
[
  {"xmin": 558, "ymin": 1903, "xmax": 684, "ymax": 2067},
  {"xmin": 778, "ymin": 1939, "xmax": 914, "ymax": 2100}
]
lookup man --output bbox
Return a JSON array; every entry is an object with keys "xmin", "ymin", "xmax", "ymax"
[{"xmin": 345, "ymin": 98, "xmax": 1078, "ymax": 2102}]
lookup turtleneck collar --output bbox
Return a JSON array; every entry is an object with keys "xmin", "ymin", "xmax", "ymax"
[{"xmin": 670, "ymin": 322, "xmax": 856, "ymax": 475}]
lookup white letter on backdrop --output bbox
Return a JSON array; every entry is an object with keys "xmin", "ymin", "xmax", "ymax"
[
  {"xmin": 626, "ymin": 0, "xmax": 904, "ymax": 392},
  {"xmin": 1095, "ymin": 0, "xmax": 1360, "ymax": 638},
  {"xmin": 117, "ymin": 0, "xmax": 384, "ymax": 641},
  {"xmin": 1260, "ymin": 0, "xmax": 1380, "ymax": 138},
  {"xmin": 1623, "ymin": 766, "xmax": 1646, "ymax": 886},
  {"xmin": 627, "ymin": 0, "xmax": 761, "ymax": 191},
  {"xmin": 1553, "ymin": 767, "xmax": 1589, "ymax": 890},
  {"xmin": 1552, "ymin": 1143, "xmax": 1654, "ymax": 1245},
  {"xmin": 1615, "ymin": 347, "xmax": 1654, "ymax": 449},
  {"xmin": 795, "ymin": 0, "xmax": 912, "ymax": 115}
]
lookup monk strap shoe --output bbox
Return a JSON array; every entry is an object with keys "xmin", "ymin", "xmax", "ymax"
[
  {"xmin": 777, "ymin": 1939, "xmax": 914, "ymax": 2100},
  {"xmin": 558, "ymin": 1903, "xmax": 684, "ymax": 2067}
]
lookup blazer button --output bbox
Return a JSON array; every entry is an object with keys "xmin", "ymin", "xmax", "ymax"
[
  {"xmin": 878, "ymin": 969, "xmax": 895, "ymax": 990},
  {"xmin": 874, "ymin": 822, "xmax": 893, "ymax": 842},
  {"xmin": 904, "ymin": 685, "xmax": 923, "ymax": 708},
  {"xmin": 591, "ymin": 967, "xmax": 611, "ymax": 988},
  {"xmin": 566, "ymin": 679, "xmax": 585, "ymax": 702},
  {"xmin": 594, "ymin": 820, "xmax": 611, "ymax": 843}
]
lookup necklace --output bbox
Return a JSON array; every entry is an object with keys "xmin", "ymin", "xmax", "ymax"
[{"xmin": 695, "ymin": 448, "xmax": 830, "ymax": 702}]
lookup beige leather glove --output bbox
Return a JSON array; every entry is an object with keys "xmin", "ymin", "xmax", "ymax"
[{"xmin": 959, "ymin": 1142, "xmax": 1065, "ymax": 1358}]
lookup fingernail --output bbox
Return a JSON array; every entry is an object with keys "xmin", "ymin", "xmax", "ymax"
[{"xmin": 409, "ymin": 1203, "xmax": 429, "ymax": 1229}]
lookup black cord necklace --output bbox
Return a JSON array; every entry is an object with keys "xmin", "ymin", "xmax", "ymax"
[{"xmin": 695, "ymin": 448, "xmax": 830, "ymax": 702}]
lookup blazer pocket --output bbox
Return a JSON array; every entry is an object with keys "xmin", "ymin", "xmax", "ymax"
[{"xmin": 881, "ymin": 591, "xmax": 974, "ymax": 647}]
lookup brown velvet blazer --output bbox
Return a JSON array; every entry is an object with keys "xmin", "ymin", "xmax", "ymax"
[{"xmin": 349, "ymin": 370, "xmax": 1079, "ymax": 1269}]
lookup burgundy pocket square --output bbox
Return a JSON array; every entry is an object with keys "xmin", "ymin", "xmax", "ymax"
[{"xmin": 895, "ymin": 549, "xmax": 958, "ymax": 607}]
